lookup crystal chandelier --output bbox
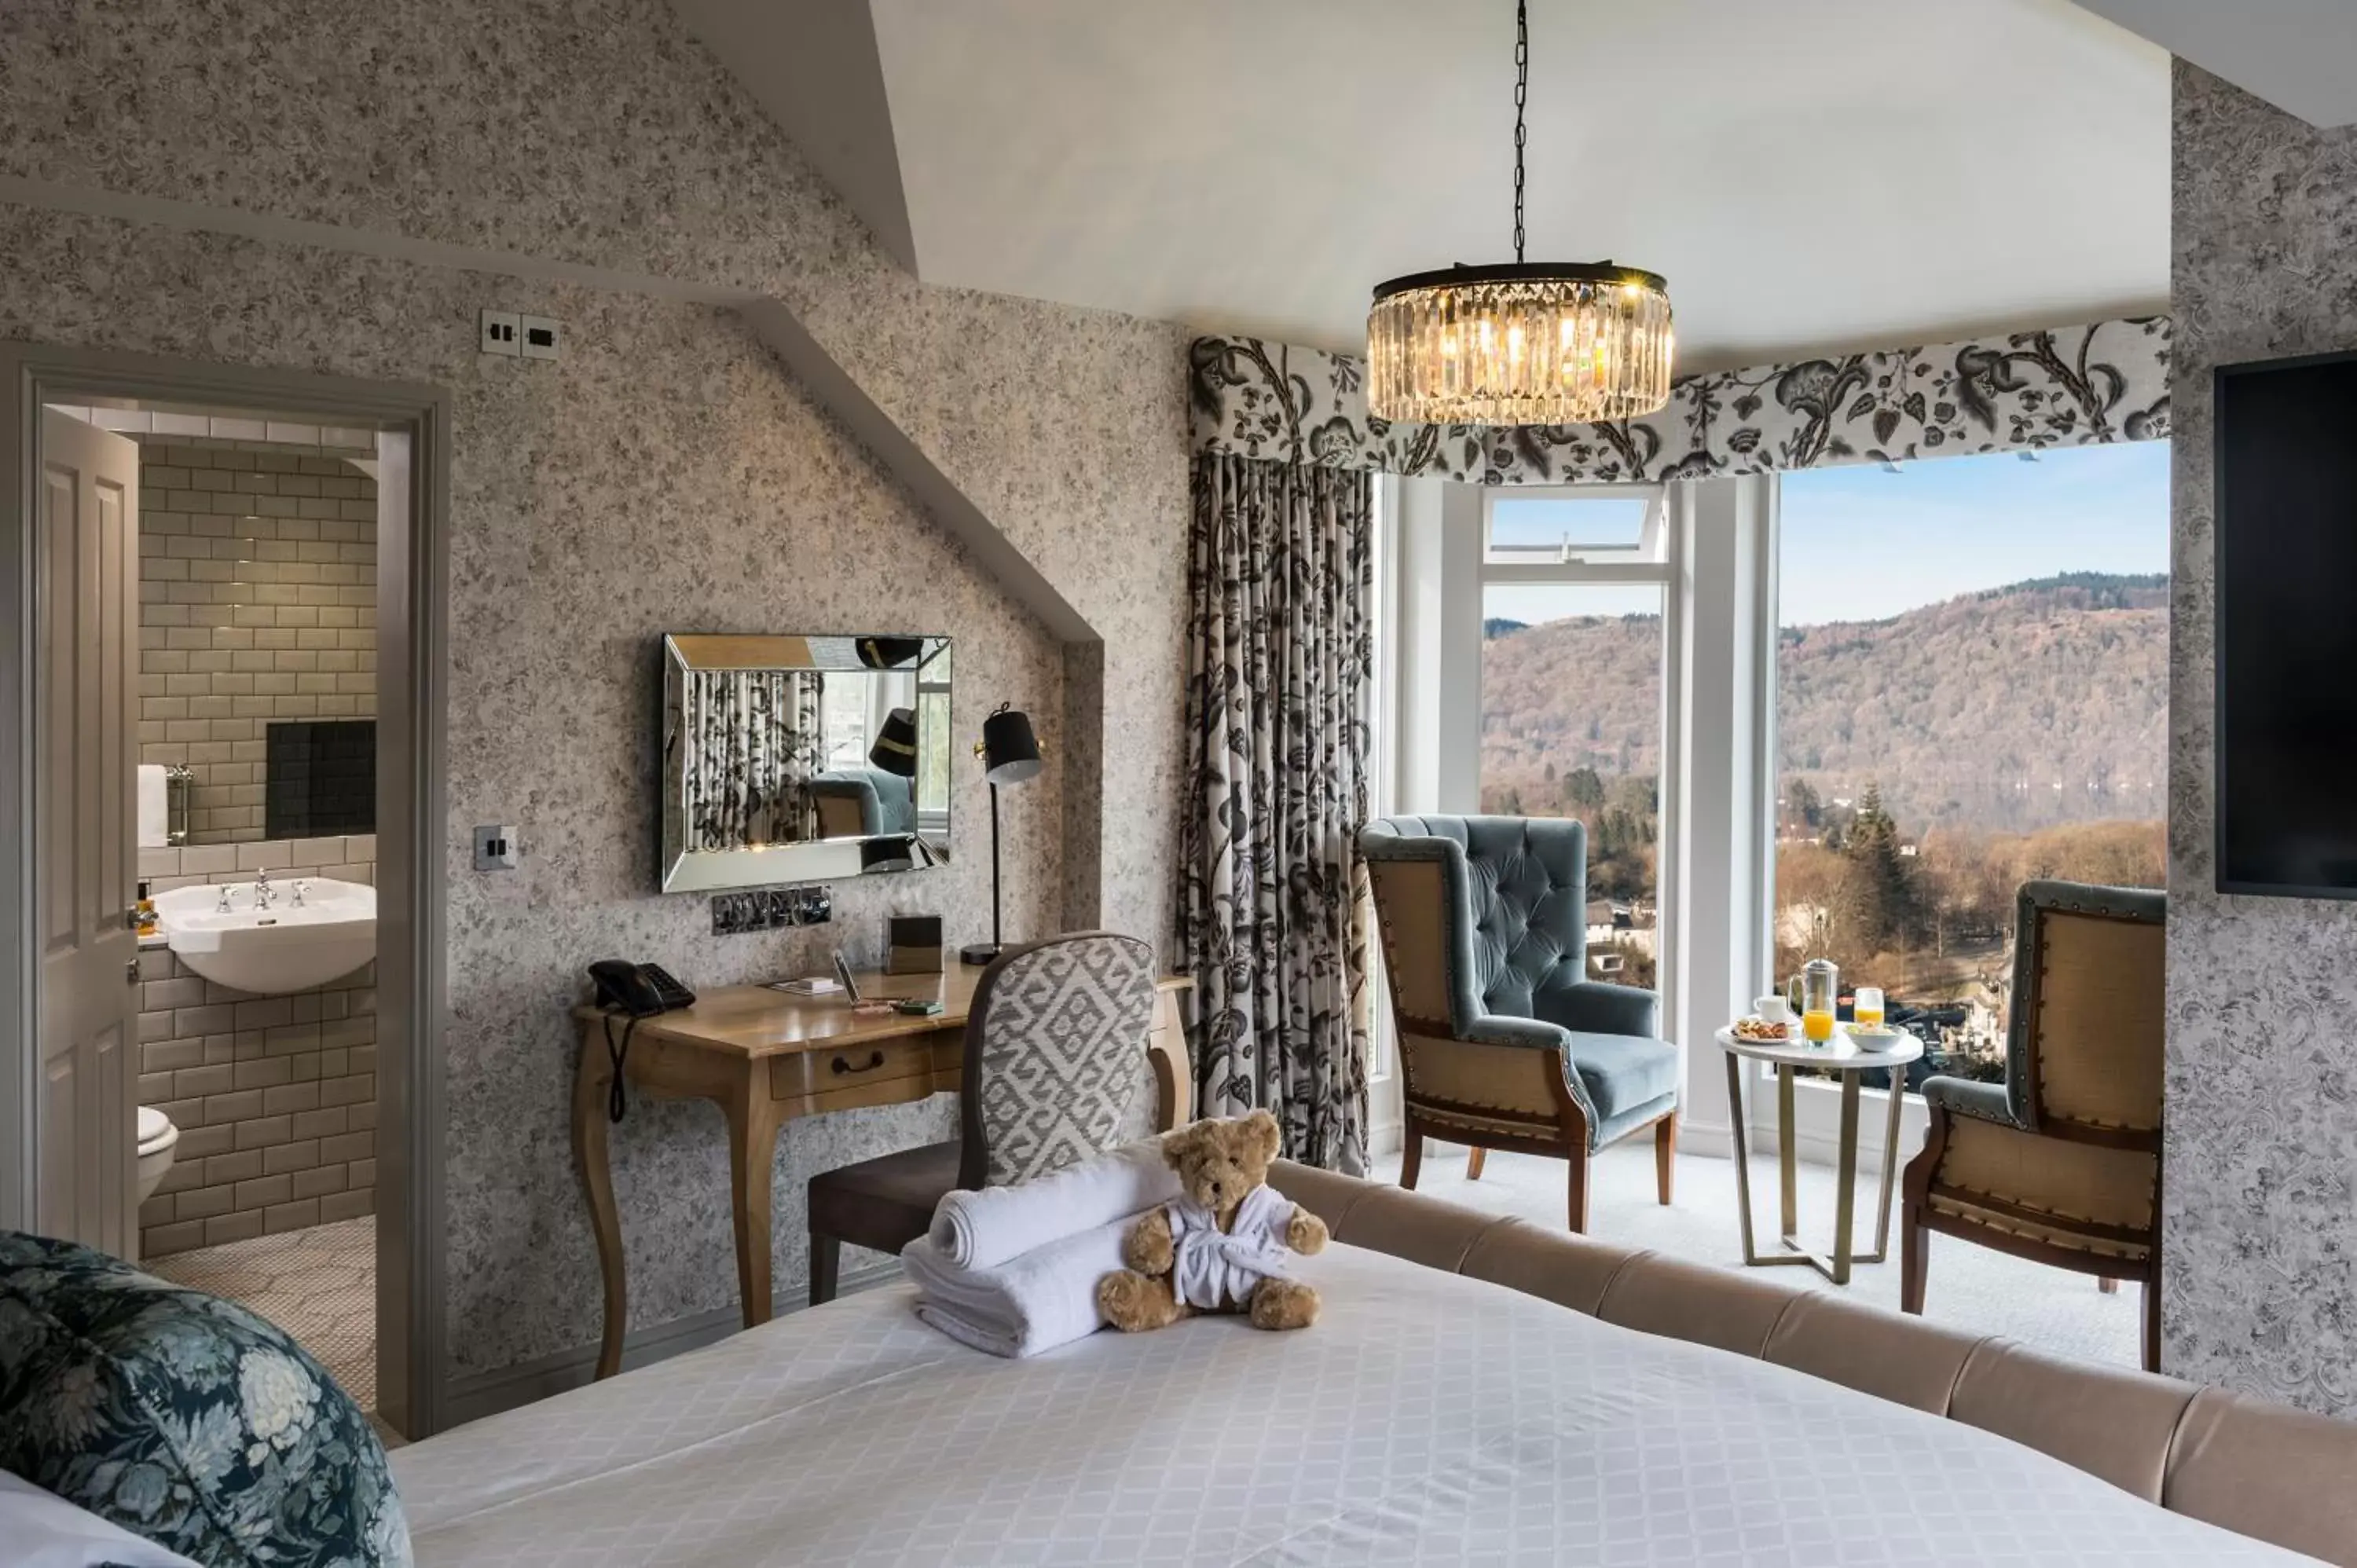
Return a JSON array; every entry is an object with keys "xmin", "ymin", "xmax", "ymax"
[{"xmin": 1366, "ymin": 0, "xmax": 1673, "ymax": 426}]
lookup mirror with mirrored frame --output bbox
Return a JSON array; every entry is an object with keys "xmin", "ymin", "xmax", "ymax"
[{"xmin": 660, "ymin": 633, "xmax": 951, "ymax": 893}]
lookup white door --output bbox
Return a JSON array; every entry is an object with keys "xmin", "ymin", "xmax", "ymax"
[{"xmin": 35, "ymin": 409, "xmax": 139, "ymax": 1255}]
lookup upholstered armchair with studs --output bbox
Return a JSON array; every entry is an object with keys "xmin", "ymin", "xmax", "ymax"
[
  {"xmin": 1901, "ymin": 880, "xmax": 2167, "ymax": 1370},
  {"xmin": 1360, "ymin": 815, "xmax": 1679, "ymax": 1233}
]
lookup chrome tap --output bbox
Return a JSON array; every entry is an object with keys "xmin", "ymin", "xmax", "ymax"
[
  {"xmin": 254, "ymin": 867, "xmax": 273, "ymax": 910},
  {"xmin": 291, "ymin": 879, "xmax": 308, "ymax": 909},
  {"xmin": 216, "ymin": 885, "xmax": 234, "ymax": 914}
]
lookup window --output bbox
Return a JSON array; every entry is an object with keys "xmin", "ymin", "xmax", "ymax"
[
  {"xmin": 915, "ymin": 644, "xmax": 951, "ymax": 830},
  {"xmin": 1480, "ymin": 488, "xmax": 1675, "ymax": 994},
  {"xmin": 1772, "ymin": 444, "xmax": 2169, "ymax": 1088}
]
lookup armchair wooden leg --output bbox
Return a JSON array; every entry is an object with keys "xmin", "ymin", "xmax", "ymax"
[
  {"xmin": 809, "ymin": 1232, "xmax": 841, "ymax": 1307},
  {"xmin": 2143, "ymin": 1279, "xmax": 2161, "ymax": 1375},
  {"xmin": 1567, "ymin": 1149, "xmax": 1592, "ymax": 1234},
  {"xmin": 1653, "ymin": 1113, "xmax": 1677, "ymax": 1205},
  {"xmin": 1399, "ymin": 1119, "xmax": 1423, "ymax": 1192},
  {"xmin": 1465, "ymin": 1146, "xmax": 1486, "ymax": 1181},
  {"xmin": 1900, "ymin": 1203, "xmax": 1927, "ymax": 1315},
  {"xmin": 2099, "ymin": 1277, "xmax": 2119, "ymax": 1295}
]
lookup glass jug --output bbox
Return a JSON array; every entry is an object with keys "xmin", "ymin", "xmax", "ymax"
[{"xmin": 1798, "ymin": 958, "xmax": 1838, "ymax": 1044}]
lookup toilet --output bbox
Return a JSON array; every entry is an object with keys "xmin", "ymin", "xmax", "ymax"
[{"xmin": 135, "ymin": 1106, "xmax": 179, "ymax": 1203}]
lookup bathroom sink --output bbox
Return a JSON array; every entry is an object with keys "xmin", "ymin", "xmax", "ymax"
[{"xmin": 155, "ymin": 877, "xmax": 376, "ymax": 995}]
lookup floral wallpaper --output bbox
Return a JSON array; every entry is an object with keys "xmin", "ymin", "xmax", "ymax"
[
  {"xmin": 2165, "ymin": 63, "xmax": 2357, "ymax": 1419},
  {"xmin": 1191, "ymin": 317, "xmax": 2171, "ymax": 481}
]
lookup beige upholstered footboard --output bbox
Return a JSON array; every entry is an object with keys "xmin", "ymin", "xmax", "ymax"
[{"xmin": 1270, "ymin": 1161, "xmax": 2357, "ymax": 1566}]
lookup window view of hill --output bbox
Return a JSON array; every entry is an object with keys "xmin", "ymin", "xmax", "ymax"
[{"xmin": 1479, "ymin": 571, "xmax": 2167, "ymax": 1085}]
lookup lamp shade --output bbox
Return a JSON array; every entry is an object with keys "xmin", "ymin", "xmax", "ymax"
[
  {"xmin": 860, "ymin": 834, "xmax": 916, "ymax": 874},
  {"xmin": 856, "ymin": 636, "xmax": 924, "ymax": 669},
  {"xmin": 868, "ymin": 706, "xmax": 919, "ymax": 777},
  {"xmin": 980, "ymin": 705, "xmax": 1041, "ymax": 786}
]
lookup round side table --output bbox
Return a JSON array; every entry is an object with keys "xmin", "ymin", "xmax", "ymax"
[{"xmin": 1714, "ymin": 1026, "xmax": 1925, "ymax": 1285}]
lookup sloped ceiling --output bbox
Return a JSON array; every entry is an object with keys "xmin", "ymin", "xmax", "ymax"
[
  {"xmin": 686, "ymin": 0, "xmax": 2171, "ymax": 372},
  {"xmin": 2074, "ymin": 0, "xmax": 2357, "ymax": 127}
]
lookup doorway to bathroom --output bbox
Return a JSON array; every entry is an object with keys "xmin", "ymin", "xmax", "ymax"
[{"xmin": 0, "ymin": 345, "xmax": 450, "ymax": 1439}]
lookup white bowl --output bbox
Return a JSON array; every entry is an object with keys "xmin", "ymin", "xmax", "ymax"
[{"xmin": 1846, "ymin": 1025, "xmax": 1907, "ymax": 1053}]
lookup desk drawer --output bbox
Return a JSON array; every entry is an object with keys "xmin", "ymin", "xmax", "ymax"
[{"xmin": 769, "ymin": 1035, "xmax": 948, "ymax": 1101}]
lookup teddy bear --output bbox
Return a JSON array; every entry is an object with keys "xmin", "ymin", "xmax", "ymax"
[{"xmin": 1097, "ymin": 1108, "xmax": 1329, "ymax": 1332}]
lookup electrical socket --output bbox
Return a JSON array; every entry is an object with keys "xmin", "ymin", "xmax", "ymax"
[
  {"xmin": 479, "ymin": 310, "xmax": 521, "ymax": 357},
  {"xmin": 519, "ymin": 315, "xmax": 562, "ymax": 360}
]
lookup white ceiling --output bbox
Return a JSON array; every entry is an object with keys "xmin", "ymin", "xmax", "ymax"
[
  {"xmin": 692, "ymin": 0, "xmax": 2172, "ymax": 372},
  {"xmin": 2075, "ymin": 0, "xmax": 2357, "ymax": 127}
]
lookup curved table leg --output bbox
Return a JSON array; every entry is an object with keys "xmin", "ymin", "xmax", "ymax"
[
  {"xmin": 727, "ymin": 1090, "xmax": 783, "ymax": 1328},
  {"xmin": 572, "ymin": 1033, "xmax": 628, "ymax": 1380}
]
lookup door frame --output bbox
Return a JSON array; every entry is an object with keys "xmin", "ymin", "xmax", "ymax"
[{"xmin": 0, "ymin": 343, "xmax": 453, "ymax": 1437}]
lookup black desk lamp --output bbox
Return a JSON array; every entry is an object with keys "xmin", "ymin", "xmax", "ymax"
[{"xmin": 961, "ymin": 702, "xmax": 1040, "ymax": 965}]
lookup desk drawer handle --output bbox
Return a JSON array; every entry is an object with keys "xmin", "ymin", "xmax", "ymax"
[{"xmin": 832, "ymin": 1050, "xmax": 887, "ymax": 1075}]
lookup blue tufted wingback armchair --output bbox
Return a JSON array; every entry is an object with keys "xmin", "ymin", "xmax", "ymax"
[{"xmin": 1360, "ymin": 815, "xmax": 1680, "ymax": 1233}]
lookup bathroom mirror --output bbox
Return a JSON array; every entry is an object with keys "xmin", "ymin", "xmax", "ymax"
[{"xmin": 659, "ymin": 634, "xmax": 951, "ymax": 894}]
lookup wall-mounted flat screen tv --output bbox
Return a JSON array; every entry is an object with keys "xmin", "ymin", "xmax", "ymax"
[{"xmin": 2216, "ymin": 350, "xmax": 2357, "ymax": 898}]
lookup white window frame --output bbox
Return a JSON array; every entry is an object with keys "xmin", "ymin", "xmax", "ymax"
[{"xmin": 1475, "ymin": 482, "xmax": 1684, "ymax": 1035}]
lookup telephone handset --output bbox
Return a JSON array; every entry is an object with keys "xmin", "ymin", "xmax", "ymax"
[
  {"xmin": 586, "ymin": 961, "xmax": 696, "ymax": 1123},
  {"xmin": 588, "ymin": 959, "xmax": 695, "ymax": 1017}
]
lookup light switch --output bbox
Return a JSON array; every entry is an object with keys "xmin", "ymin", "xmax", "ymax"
[
  {"xmin": 478, "ymin": 310, "xmax": 521, "ymax": 357},
  {"xmin": 519, "ymin": 315, "xmax": 562, "ymax": 360},
  {"xmin": 473, "ymin": 825, "xmax": 520, "ymax": 870}
]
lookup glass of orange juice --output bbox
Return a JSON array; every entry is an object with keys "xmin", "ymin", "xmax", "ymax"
[
  {"xmin": 1800, "ymin": 959, "xmax": 1838, "ymax": 1043},
  {"xmin": 1854, "ymin": 987, "xmax": 1885, "ymax": 1030}
]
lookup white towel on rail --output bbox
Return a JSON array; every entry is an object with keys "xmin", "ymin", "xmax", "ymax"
[
  {"xmin": 925, "ymin": 1140, "xmax": 1181, "ymax": 1272},
  {"xmin": 901, "ymin": 1215, "xmax": 1136, "ymax": 1359},
  {"xmin": 137, "ymin": 764, "xmax": 170, "ymax": 849}
]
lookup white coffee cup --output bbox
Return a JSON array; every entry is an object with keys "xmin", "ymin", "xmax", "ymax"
[{"xmin": 1753, "ymin": 995, "xmax": 1793, "ymax": 1024}]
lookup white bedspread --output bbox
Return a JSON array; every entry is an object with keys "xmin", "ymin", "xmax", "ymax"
[{"xmin": 392, "ymin": 1244, "xmax": 2313, "ymax": 1566}]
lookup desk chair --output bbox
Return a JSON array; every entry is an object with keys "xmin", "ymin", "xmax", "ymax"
[{"xmin": 805, "ymin": 931, "xmax": 1156, "ymax": 1302}]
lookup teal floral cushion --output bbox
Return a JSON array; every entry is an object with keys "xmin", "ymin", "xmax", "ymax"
[{"xmin": 0, "ymin": 1232, "xmax": 409, "ymax": 1568}]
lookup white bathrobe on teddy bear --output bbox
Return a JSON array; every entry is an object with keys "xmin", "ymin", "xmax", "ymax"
[{"xmin": 1167, "ymin": 1183, "xmax": 1294, "ymax": 1310}]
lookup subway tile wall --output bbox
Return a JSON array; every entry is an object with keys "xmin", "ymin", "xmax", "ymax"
[
  {"xmin": 135, "ymin": 434, "xmax": 378, "ymax": 844},
  {"xmin": 131, "ymin": 427, "xmax": 379, "ymax": 1258},
  {"xmin": 134, "ymin": 837, "xmax": 377, "ymax": 1258}
]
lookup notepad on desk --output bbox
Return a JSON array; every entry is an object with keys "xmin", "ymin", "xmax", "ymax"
[{"xmin": 768, "ymin": 976, "xmax": 843, "ymax": 996}]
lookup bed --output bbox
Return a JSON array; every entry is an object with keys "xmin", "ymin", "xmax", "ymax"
[{"xmin": 389, "ymin": 1167, "xmax": 2351, "ymax": 1566}]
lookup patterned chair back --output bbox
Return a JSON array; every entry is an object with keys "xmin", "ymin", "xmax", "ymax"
[
  {"xmin": 2007, "ymin": 881, "xmax": 2167, "ymax": 1140},
  {"xmin": 959, "ymin": 931, "xmax": 1158, "ymax": 1188}
]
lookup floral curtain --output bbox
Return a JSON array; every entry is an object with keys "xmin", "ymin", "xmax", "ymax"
[
  {"xmin": 683, "ymin": 669, "xmax": 825, "ymax": 850},
  {"xmin": 1181, "ymin": 452, "xmax": 1373, "ymax": 1174},
  {"xmin": 1190, "ymin": 317, "xmax": 2170, "ymax": 482}
]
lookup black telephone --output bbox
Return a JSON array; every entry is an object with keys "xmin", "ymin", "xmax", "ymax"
[
  {"xmin": 588, "ymin": 959, "xmax": 695, "ymax": 1017},
  {"xmin": 586, "ymin": 962, "xmax": 695, "ymax": 1124}
]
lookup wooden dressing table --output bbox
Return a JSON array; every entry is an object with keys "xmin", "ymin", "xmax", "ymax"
[{"xmin": 572, "ymin": 967, "xmax": 1193, "ymax": 1378}]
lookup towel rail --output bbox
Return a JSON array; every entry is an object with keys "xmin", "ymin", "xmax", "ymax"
[{"xmin": 165, "ymin": 764, "xmax": 192, "ymax": 847}]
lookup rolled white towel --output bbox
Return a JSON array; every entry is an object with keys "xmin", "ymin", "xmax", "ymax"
[
  {"xmin": 902, "ymin": 1214, "xmax": 1136, "ymax": 1359},
  {"xmin": 927, "ymin": 1139, "xmax": 1181, "ymax": 1272}
]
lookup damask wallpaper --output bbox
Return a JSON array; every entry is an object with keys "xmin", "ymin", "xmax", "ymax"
[
  {"xmin": 1191, "ymin": 318, "xmax": 2171, "ymax": 480},
  {"xmin": 2165, "ymin": 63, "xmax": 2357, "ymax": 1418}
]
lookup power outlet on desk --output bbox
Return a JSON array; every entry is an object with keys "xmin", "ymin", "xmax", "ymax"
[{"xmin": 713, "ymin": 885, "xmax": 831, "ymax": 936}]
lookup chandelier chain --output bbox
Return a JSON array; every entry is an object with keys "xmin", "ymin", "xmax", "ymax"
[{"xmin": 1512, "ymin": 0, "xmax": 1528, "ymax": 263}]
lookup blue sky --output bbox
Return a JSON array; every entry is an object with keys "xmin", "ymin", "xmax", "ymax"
[
  {"xmin": 1778, "ymin": 441, "xmax": 2170, "ymax": 627},
  {"xmin": 1482, "ymin": 441, "xmax": 2171, "ymax": 629}
]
